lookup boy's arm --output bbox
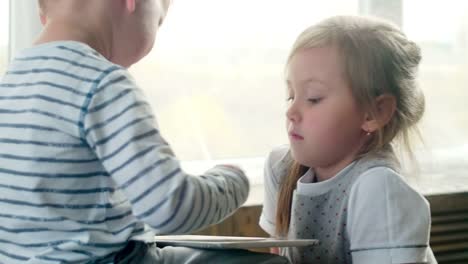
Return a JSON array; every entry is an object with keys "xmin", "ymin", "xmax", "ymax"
[{"xmin": 82, "ymin": 69, "xmax": 249, "ymax": 234}]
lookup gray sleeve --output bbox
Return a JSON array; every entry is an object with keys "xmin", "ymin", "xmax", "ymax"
[
  {"xmin": 347, "ymin": 167, "xmax": 435, "ymax": 264},
  {"xmin": 259, "ymin": 145, "xmax": 290, "ymax": 236}
]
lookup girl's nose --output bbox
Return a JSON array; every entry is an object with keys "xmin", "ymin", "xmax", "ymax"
[{"xmin": 286, "ymin": 102, "xmax": 300, "ymax": 123}]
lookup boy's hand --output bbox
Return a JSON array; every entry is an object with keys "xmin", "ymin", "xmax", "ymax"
[{"xmin": 217, "ymin": 164, "xmax": 245, "ymax": 175}]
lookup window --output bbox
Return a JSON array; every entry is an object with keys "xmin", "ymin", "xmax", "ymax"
[
  {"xmin": 0, "ymin": 1, "xmax": 9, "ymax": 75},
  {"xmin": 131, "ymin": 0, "xmax": 468, "ymax": 187},
  {"xmin": 8, "ymin": 1, "xmax": 42, "ymax": 60},
  {"xmin": 130, "ymin": 0, "xmax": 363, "ymax": 182},
  {"xmin": 403, "ymin": 0, "xmax": 468, "ymax": 191},
  {"xmin": 8, "ymin": 1, "xmax": 468, "ymax": 192}
]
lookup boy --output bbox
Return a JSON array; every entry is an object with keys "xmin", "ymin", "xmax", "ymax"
[{"xmin": 0, "ymin": 0, "xmax": 288, "ymax": 263}]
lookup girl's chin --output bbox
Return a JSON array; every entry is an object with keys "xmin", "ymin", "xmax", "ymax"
[
  {"xmin": 290, "ymin": 150, "xmax": 308, "ymax": 165},
  {"xmin": 290, "ymin": 149, "xmax": 321, "ymax": 168}
]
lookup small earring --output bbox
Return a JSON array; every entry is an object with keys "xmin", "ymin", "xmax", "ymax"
[{"xmin": 365, "ymin": 130, "xmax": 372, "ymax": 136}]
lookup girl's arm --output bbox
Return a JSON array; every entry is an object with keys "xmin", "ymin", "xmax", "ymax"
[{"xmin": 347, "ymin": 168, "xmax": 436, "ymax": 264}]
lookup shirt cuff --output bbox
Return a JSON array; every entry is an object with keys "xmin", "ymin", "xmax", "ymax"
[{"xmin": 352, "ymin": 246, "xmax": 431, "ymax": 264}]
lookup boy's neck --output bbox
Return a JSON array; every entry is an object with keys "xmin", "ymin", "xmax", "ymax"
[{"xmin": 34, "ymin": 19, "xmax": 111, "ymax": 60}]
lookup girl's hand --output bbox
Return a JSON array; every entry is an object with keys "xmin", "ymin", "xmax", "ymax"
[{"xmin": 270, "ymin": 247, "xmax": 280, "ymax": 254}]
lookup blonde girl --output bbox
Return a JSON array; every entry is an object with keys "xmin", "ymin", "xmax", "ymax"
[{"xmin": 260, "ymin": 16, "xmax": 437, "ymax": 264}]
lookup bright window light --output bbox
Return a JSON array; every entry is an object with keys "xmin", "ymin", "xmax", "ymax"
[
  {"xmin": 5, "ymin": 1, "xmax": 468, "ymax": 189},
  {"xmin": 129, "ymin": 0, "xmax": 468, "ymax": 185},
  {"xmin": 0, "ymin": 1, "xmax": 9, "ymax": 74}
]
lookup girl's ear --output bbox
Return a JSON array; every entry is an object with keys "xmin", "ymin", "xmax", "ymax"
[
  {"xmin": 362, "ymin": 94, "xmax": 397, "ymax": 132},
  {"xmin": 125, "ymin": 0, "xmax": 136, "ymax": 13}
]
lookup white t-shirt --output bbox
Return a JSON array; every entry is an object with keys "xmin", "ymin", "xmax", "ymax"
[{"xmin": 260, "ymin": 145, "xmax": 437, "ymax": 264}]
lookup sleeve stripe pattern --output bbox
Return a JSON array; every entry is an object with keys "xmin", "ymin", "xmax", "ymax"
[{"xmin": 0, "ymin": 82, "xmax": 89, "ymax": 96}]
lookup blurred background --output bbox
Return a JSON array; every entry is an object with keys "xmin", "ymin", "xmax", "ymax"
[{"xmin": 1, "ymin": 0, "xmax": 467, "ymax": 189}]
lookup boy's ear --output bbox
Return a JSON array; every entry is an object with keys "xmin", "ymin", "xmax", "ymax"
[
  {"xmin": 125, "ymin": 0, "xmax": 136, "ymax": 13},
  {"xmin": 362, "ymin": 94, "xmax": 397, "ymax": 132},
  {"xmin": 39, "ymin": 12, "xmax": 47, "ymax": 26}
]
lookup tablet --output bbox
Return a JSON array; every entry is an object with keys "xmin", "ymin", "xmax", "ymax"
[{"xmin": 154, "ymin": 235, "xmax": 319, "ymax": 249}]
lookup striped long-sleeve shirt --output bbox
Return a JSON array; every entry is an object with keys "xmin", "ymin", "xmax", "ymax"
[{"xmin": 0, "ymin": 41, "xmax": 249, "ymax": 263}]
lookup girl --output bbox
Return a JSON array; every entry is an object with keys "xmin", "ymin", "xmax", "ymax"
[{"xmin": 259, "ymin": 16, "xmax": 437, "ymax": 264}]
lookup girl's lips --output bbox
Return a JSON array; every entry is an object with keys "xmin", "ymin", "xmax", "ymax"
[{"xmin": 289, "ymin": 132, "xmax": 304, "ymax": 140}]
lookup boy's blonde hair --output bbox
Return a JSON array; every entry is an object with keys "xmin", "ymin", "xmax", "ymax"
[
  {"xmin": 38, "ymin": 0, "xmax": 47, "ymax": 12},
  {"xmin": 276, "ymin": 15, "xmax": 425, "ymax": 236}
]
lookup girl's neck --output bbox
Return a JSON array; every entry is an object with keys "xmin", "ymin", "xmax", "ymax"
[
  {"xmin": 314, "ymin": 158, "xmax": 353, "ymax": 182},
  {"xmin": 313, "ymin": 131, "xmax": 374, "ymax": 182},
  {"xmin": 314, "ymin": 146, "xmax": 363, "ymax": 182}
]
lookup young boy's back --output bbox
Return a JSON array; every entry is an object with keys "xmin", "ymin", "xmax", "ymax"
[
  {"xmin": 1, "ymin": 40, "xmax": 251, "ymax": 262},
  {"xmin": 0, "ymin": 1, "xmax": 288, "ymax": 263}
]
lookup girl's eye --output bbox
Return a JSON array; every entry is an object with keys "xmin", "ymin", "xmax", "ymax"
[
  {"xmin": 308, "ymin": 98, "xmax": 322, "ymax": 104},
  {"xmin": 286, "ymin": 96, "xmax": 294, "ymax": 102}
]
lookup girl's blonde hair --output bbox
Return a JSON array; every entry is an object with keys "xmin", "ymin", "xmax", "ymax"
[{"xmin": 276, "ymin": 15, "xmax": 425, "ymax": 236}]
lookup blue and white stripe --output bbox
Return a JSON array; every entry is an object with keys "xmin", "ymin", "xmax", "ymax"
[{"xmin": 0, "ymin": 41, "xmax": 249, "ymax": 263}]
